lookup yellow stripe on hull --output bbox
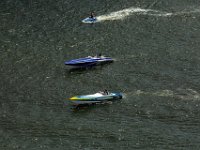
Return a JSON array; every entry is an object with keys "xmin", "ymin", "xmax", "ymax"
[{"xmin": 69, "ymin": 97, "xmax": 90, "ymax": 101}]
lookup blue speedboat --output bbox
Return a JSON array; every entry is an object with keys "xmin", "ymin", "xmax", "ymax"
[
  {"xmin": 65, "ymin": 56, "xmax": 114, "ymax": 68},
  {"xmin": 82, "ymin": 17, "xmax": 97, "ymax": 23},
  {"xmin": 68, "ymin": 91, "xmax": 123, "ymax": 105}
]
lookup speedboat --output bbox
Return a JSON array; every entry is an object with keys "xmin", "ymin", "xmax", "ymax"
[
  {"xmin": 68, "ymin": 92, "xmax": 123, "ymax": 105},
  {"xmin": 82, "ymin": 17, "xmax": 97, "ymax": 23},
  {"xmin": 64, "ymin": 56, "xmax": 114, "ymax": 68}
]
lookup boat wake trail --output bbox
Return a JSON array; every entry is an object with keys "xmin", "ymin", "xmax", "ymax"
[
  {"xmin": 173, "ymin": 8, "xmax": 200, "ymax": 16},
  {"xmin": 132, "ymin": 88, "xmax": 200, "ymax": 101},
  {"xmin": 96, "ymin": 7, "xmax": 172, "ymax": 22},
  {"xmin": 96, "ymin": 7, "xmax": 200, "ymax": 22}
]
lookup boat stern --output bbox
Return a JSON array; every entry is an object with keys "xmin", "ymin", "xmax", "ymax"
[{"xmin": 112, "ymin": 92, "xmax": 123, "ymax": 99}]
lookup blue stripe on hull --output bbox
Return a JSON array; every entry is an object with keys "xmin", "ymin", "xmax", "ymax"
[{"xmin": 65, "ymin": 57, "xmax": 113, "ymax": 68}]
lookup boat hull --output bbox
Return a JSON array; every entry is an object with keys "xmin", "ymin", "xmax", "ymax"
[
  {"xmin": 65, "ymin": 57, "xmax": 113, "ymax": 69},
  {"xmin": 65, "ymin": 62, "xmax": 97, "ymax": 69},
  {"xmin": 82, "ymin": 17, "xmax": 97, "ymax": 23},
  {"xmin": 68, "ymin": 92, "xmax": 122, "ymax": 105}
]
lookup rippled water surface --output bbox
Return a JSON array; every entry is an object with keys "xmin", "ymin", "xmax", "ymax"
[{"xmin": 1, "ymin": 0, "xmax": 200, "ymax": 149}]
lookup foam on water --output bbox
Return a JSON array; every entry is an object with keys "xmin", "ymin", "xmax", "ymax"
[
  {"xmin": 173, "ymin": 8, "xmax": 200, "ymax": 16},
  {"xmin": 96, "ymin": 7, "xmax": 172, "ymax": 22},
  {"xmin": 96, "ymin": 7, "xmax": 200, "ymax": 22},
  {"xmin": 132, "ymin": 89, "xmax": 200, "ymax": 101}
]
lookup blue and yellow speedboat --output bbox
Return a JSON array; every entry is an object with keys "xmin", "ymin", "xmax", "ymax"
[{"xmin": 69, "ymin": 92, "xmax": 123, "ymax": 105}]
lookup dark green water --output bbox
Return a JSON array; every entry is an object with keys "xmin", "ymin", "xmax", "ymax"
[{"xmin": 1, "ymin": 0, "xmax": 200, "ymax": 149}]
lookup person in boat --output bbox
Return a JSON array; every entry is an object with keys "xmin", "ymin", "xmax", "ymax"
[
  {"xmin": 99, "ymin": 89, "xmax": 109, "ymax": 95},
  {"xmin": 103, "ymin": 89, "xmax": 109, "ymax": 95},
  {"xmin": 89, "ymin": 12, "xmax": 95, "ymax": 19},
  {"xmin": 94, "ymin": 53, "xmax": 103, "ymax": 58}
]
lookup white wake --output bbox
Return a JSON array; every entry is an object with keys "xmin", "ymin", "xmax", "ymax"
[
  {"xmin": 133, "ymin": 88, "xmax": 200, "ymax": 101},
  {"xmin": 96, "ymin": 7, "xmax": 200, "ymax": 22},
  {"xmin": 96, "ymin": 7, "xmax": 172, "ymax": 22}
]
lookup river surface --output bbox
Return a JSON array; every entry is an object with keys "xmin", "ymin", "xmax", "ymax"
[{"xmin": 1, "ymin": 0, "xmax": 200, "ymax": 149}]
